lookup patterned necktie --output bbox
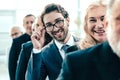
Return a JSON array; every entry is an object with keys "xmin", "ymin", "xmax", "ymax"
[{"xmin": 62, "ymin": 44, "xmax": 70, "ymax": 53}]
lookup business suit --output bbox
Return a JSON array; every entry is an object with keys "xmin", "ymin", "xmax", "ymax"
[
  {"xmin": 15, "ymin": 41, "xmax": 33, "ymax": 80},
  {"xmin": 57, "ymin": 41, "xmax": 120, "ymax": 80},
  {"xmin": 15, "ymin": 32, "xmax": 52, "ymax": 80},
  {"xmin": 66, "ymin": 45, "xmax": 79, "ymax": 53},
  {"xmin": 8, "ymin": 33, "xmax": 31, "ymax": 80},
  {"xmin": 33, "ymin": 36, "xmax": 79, "ymax": 80},
  {"xmin": 26, "ymin": 58, "xmax": 32, "ymax": 80},
  {"xmin": 16, "ymin": 33, "xmax": 52, "ymax": 80}
]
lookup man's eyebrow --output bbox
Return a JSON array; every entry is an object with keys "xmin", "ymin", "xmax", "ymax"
[
  {"xmin": 89, "ymin": 17, "xmax": 95, "ymax": 19},
  {"xmin": 55, "ymin": 18, "xmax": 62, "ymax": 20},
  {"xmin": 55, "ymin": 18, "xmax": 64, "ymax": 22},
  {"xmin": 45, "ymin": 17, "xmax": 62, "ymax": 24}
]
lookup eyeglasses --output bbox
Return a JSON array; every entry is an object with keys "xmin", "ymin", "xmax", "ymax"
[{"xmin": 44, "ymin": 20, "xmax": 64, "ymax": 32}]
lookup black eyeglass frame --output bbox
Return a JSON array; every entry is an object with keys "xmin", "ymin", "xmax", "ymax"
[{"xmin": 44, "ymin": 19, "xmax": 64, "ymax": 32}]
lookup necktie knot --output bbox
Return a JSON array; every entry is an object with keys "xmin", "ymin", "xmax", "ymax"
[{"xmin": 62, "ymin": 44, "xmax": 70, "ymax": 53}]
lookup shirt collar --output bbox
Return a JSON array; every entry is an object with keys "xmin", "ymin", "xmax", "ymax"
[{"xmin": 54, "ymin": 35, "xmax": 75, "ymax": 50}]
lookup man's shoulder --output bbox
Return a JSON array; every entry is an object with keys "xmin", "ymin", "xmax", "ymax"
[
  {"xmin": 13, "ymin": 33, "xmax": 30, "ymax": 44},
  {"xmin": 22, "ymin": 41, "xmax": 33, "ymax": 48},
  {"xmin": 15, "ymin": 33, "xmax": 29, "ymax": 40},
  {"xmin": 41, "ymin": 40, "xmax": 58, "ymax": 56},
  {"xmin": 42, "ymin": 40, "xmax": 55, "ymax": 51},
  {"xmin": 67, "ymin": 42, "xmax": 106, "ymax": 60}
]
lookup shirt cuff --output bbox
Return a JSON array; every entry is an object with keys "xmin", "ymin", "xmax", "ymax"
[{"xmin": 33, "ymin": 48, "xmax": 42, "ymax": 54}]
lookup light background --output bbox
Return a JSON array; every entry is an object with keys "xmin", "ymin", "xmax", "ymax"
[{"xmin": 0, "ymin": 0, "xmax": 109, "ymax": 79}]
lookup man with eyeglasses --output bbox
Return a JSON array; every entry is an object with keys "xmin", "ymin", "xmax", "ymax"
[{"xmin": 31, "ymin": 3, "xmax": 79, "ymax": 80}]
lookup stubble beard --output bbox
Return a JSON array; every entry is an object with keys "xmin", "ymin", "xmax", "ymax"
[
  {"xmin": 107, "ymin": 27, "xmax": 120, "ymax": 58},
  {"xmin": 53, "ymin": 28, "xmax": 68, "ymax": 43}
]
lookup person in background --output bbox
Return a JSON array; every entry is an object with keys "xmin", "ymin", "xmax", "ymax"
[
  {"xmin": 10, "ymin": 26, "xmax": 23, "ymax": 39},
  {"xmin": 8, "ymin": 14, "xmax": 36, "ymax": 80},
  {"xmin": 15, "ymin": 16, "xmax": 52, "ymax": 80},
  {"xmin": 67, "ymin": 1, "xmax": 107, "ymax": 53},
  {"xmin": 57, "ymin": 0, "xmax": 120, "ymax": 80},
  {"xmin": 32, "ymin": 3, "xmax": 79, "ymax": 80},
  {"xmin": 5, "ymin": 26, "xmax": 23, "ymax": 66}
]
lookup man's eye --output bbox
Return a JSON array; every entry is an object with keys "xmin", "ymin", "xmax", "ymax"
[
  {"xmin": 31, "ymin": 21, "xmax": 34, "ymax": 24},
  {"xmin": 14, "ymin": 33, "xmax": 18, "ymax": 35},
  {"xmin": 89, "ymin": 19, "xmax": 96, "ymax": 22},
  {"xmin": 46, "ymin": 24, "xmax": 52, "ymax": 27},
  {"xmin": 26, "ymin": 22, "xmax": 29, "ymax": 24}
]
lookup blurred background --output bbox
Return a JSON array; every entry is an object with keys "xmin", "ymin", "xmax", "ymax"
[{"xmin": 0, "ymin": 0, "xmax": 106, "ymax": 79}]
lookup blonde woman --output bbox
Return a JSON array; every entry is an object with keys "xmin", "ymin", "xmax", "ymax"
[{"xmin": 67, "ymin": 1, "xmax": 107, "ymax": 52}]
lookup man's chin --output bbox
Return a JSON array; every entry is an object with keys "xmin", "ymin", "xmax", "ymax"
[
  {"xmin": 56, "ymin": 38, "xmax": 65, "ymax": 42},
  {"xmin": 110, "ymin": 40, "xmax": 120, "ymax": 57},
  {"xmin": 116, "ymin": 41, "xmax": 120, "ymax": 56},
  {"xmin": 55, "ymin": 37, "xmax": 65, "ymax": 42}
]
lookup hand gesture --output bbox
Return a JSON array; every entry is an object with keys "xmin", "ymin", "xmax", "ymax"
[{"xmin": 31, "ymin": 27, "xmax": 45, "ymax": 50}]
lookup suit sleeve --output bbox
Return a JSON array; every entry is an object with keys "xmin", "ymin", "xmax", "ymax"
[
  {"xmin": 33, "ymin": 52, "xmax": 47, "ymax": 80},
  {"xmin": 15, "ymin": 44, "xmax": 27, "ymax": 80},
  {"xmin": 8, "ymin": 40, "xmax": 18, "ymax": 80},
  {"xmin": 25, "ymin": 58, "xmax": 32, "ymax": 80},
  {"xmin": 57, "ymin": 56, "xmax": 72, "ymax": 80}
]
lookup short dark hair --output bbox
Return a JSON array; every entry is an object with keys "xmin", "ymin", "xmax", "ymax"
[
  {"xmin": 24, "ymin": 14, "xmax": 35, "ymax": 18},
  {"xmin": 41, "ymin": 3, "xmax": 69, "ymax": 26},
  {"xmin": 23, "ymin": 14, "xmax": 36, "ymax": 23}
]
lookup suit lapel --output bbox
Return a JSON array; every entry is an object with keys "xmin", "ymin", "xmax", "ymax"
[
  {"xmin": 50, "ymin": 41, "xmax": 63, "ymax": 67},
  {"xmin": 49, "ymin": 36, "xmax": 79, "ymax": 68}
]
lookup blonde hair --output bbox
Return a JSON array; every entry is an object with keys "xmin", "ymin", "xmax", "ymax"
[{"xmin": 78, "ymin": 1, "xmax": 107, "ymax": 49}]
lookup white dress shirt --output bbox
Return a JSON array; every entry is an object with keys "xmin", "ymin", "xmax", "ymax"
[
  {"xmin": 54, "ymin": 35, "xmax": 75, "ymax": 59},
  {"xmin": 33, "ymin": 35, "xmax": 76, "ymax": 59}
]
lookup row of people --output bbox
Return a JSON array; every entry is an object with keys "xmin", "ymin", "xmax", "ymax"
[
  {"xmin": 31, "ymin": 1, "xmax": 107, "ymax": 80},
  {"xmin": 8, "ymin": 14, "xmax": 35, "ymax": 80},
  {"xmin": 8, "ymin": 14, "xmax": 52, "ymax": 80},
  {"xmin": 8, "ymin": 0, "xmax": 120, "ymax": 80}
]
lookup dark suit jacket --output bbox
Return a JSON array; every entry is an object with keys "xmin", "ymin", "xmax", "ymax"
[
  {"xmin": 15, "ymin": 41, "xmax": 33, "ymax": 80},
  {"xmin": 66, "ymin": 45, "xmax": 79, "ymax": 53},
  {"xmin": 8, "ymin": 33, "xmax": 31, "ymax": 80},
  {"xmin": 57, "ymin": 41, "xmax": 120, "ymax": 80},
  {"xmin": 33, "ymin": 36, "xmax": 79, "ymax": 80}
]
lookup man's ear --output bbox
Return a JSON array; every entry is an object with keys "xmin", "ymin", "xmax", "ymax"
[
  {"xmin": 66, "ymin": 17, "xmax": 70, "ymax": 22},
  {"xmin": 66, "ymin": 17, "xmax": 70, "ymax": 26},
  {"xmin": 23, "ymin": 24, "xmax": 25, "ymax": 28},
  {"xmin": 105, "ymin": 13, "xmax": 109, "ymax": 28},
  {"xmin": 106, "ymin": 21, "xmax": 108, "ymax": 27}
]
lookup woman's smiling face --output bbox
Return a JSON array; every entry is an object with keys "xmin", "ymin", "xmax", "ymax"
[{"xmin": 87, "ymin": 6, "xmax": 107, "ymax": 43}]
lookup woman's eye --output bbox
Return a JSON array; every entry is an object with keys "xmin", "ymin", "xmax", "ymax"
[
  {"xmin": 36, "ymin": 24, "xmax": 39, "ymax": 27},
  {"xmin": 116, "ymin": 16, "xmax": 120, "ymax": 20},
  {"xmin": 100, "ymin": 17, "xmax": 104, "ymax": 21}
]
